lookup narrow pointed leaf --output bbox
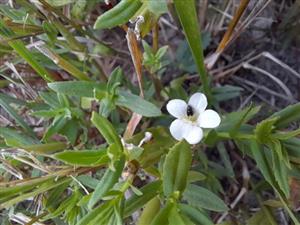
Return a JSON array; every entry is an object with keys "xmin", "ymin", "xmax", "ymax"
[
  {"xmin": 124, "ymin": 181, "xmax": 162, "ymax": 217},
  {"xmin": 173, "ymin": 0, "xmax": 210, "ymax": 98},
  {"xmin": 88, "ymin": 157, "xmax": 125, "ymax": 209},
  {"xmin": 163, "ymin": 140, "xmax": 192, "ymax": 197},
  {"xmin": 183, "ymin": 184, "xmax": 228, "ymax": 212},
  {"xmin": 91, "ymin": 111, "xmax": 122, "ymax": 149},
  {"xmin": 48, "ymin": 81, "xmax": 106, "ymax": 98},
  {"xmin": 117, "ymin": 91, "xmax": 161, "ymax": 117},
  {"xmin": 94, "ymin": 0, "xmax": 142, "ymax": 29},
  {"xmin": 54, "ymin": 148, "xmax": 109, "ymax": 166}
]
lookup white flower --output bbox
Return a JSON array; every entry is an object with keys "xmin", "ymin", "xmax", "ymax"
[{"xmin": 166, "ymin": 93, "xmax": 221, "ymax": 145}]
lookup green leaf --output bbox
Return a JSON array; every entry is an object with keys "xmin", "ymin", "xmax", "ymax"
[
  {"xmin": 217, "ymin": 142, "xmax": 235, "ymax": 178},
  {"xmin": 204, "ymin": 129, "xmax": 222, "ymax": 146},
  {"xmin": 91, "ymin": 111, "xmax": 123, "ymax": 149},
  {"xmin": 99, "ymin": 97, "xmax": 116, "ymax": 118},
  {"xmin": 117, "ymin": 90, "xmax": 161, "ymax": 117},
  {"xmin": 45, "ymin": 0, "xmax": 74, "ymax": 7},
  {"xmin": 173, "ymin": 0, "xmax": 210, "ymax": 99},
  {"xmin": 163, "ymin": 141, "xmax": 192, "ymax": 197},
  {"xmin": 0, "ymin": 93, "xmax": 26, "ymax": 105},
  {"xmin": 187, "ymin": 171, "xmax": 206, "ymax": 183},
  {"xmin": 54, "ymin": 148, "xmax": 108, "ymax": 166},
  {"xmin": 31, "ymin": 108, "xmax": 67, "ymax": 118},
  {"xmin": 150, "ymin": 201, "xmax": 172, "ymax": 225},
  {"xmin": 44, "ymin": 190, "xmax": 79, "ymax": 219},
  {"xmin": 218, "ymin": 106, "xmax": 260, "ymax": 132},
  {"xmin": 88, "ymin": 157, "xmax": 125, "ymax": 209},
  {"xmin": 129, "ymin": 127, "xmax": 175, "ymax": 168},
  {"xmin": 21, "ymin": 142, "xmax": 67, "ymax": 154},
  {"xmin": 255, "ymin": 117, "xmax": 278, "ymax": 144},
  {"xmin": 269, "ymin": 102, "xmax": 300, "ymax": 128},
  {"xmin": 94, "ymin": 0, "xmax": 143, "ymax": 29},
  {"xmin": 229, "ymin": 104, "xmax": 256, "ymax": 138},
  {"xmin": 249, "ymin": 140, "xmax": 274, "ymax": 184},
  {"xmin": 137, "ymin": 196, "xmax": 161, "ymax": 225},
  {"xmin": 40, "ymin": 91, "xmax": 61, "ymax": 108},
  {"xmin": 59, "ymin": 119, "xmax": 80, "ymax": 145},
  {"xmin": 107, "ymin": 143, "xmax": 123, "ymax": 170},
  {"xmin": 77, "ymin": 200, "xmax": 114, "ymax": 225},
  {"xmin": 93, "ymin": 42, "xmax": 115, "ymax": 57},
  {"xmin": 80, "ymin": 196, "xmax": 123, "ymax": 225},
  {"xmin": 1, "ymin": 177, "xmax": 71, "ymax": 209},
  {"xmin": 0, "ymin": 127, "xmax": 37, "ymax": 145},
  {"xmin": 246, "ymin": 208, "xmax": 277, "ymax": 225},
  {"xmin": 270, "ymin": 146, "xmax": 289, "ymax": 197},
  {"xmin": 272, "ymin": 128, "xmax": 300, "ymax": 140},
  {"xmin": 45, "ymin": 181, "xmax": 70, "ymax": 209},
  {"xmin": 107, "ymin": 67, "xmax": 123, "ymax": 93},
  {"xmin": 43, "ymin": 115, "xmax": 68, "ymax": 140},
  {"xmin": 42, "ymin": 21, "xmax": 58, "ymax": 43},
  {"xmin": 124, "ymin": 180, "xmax": 162, "ymax": 218},
  {"xmin": 212, "ymin": 85, "xmax": 243, "ymax": 102},
  {"xmin": 0, "ymin": 176, "xmax": 54, "ymax": 199},
  {"xmin": 179, "ymin": 204, "xmax": 214, "ymax": 225},
  {"xmin": 71, "ymin": 0, "xmax": 87, "ymax": 19},
  {"xmin": 0, "ymin": 94, "xmax": 35, "ymax": 137},
  {"xmin": 146, "ymin": 0, "xmax": 168, "ymax": 17},
  {"xmin": 77, "ymin": 175, "xmax": 99, "ymax": 190},
  {"xmin": 168, "ymin": 204, "xmax": 186, "ymax": 225},
  {"xmin": 127, "ymin": 146, "xmax": 144, "ymax": 161},
  {"xmin": 183, "ymin": 184, "xmax": 228, "ymax": 212},
  {"xmin": 48, "ymin": 81, "xmax": 106, "ymax": 98},
  {"xmin": 283, "ymin": 137, "xmax": 300, "ymax": 159},
  {"xmin": 54, "ymin": 53, "xmax": 91, "ymax": 81},
  {"xmin": 0, "ymin": 21, "xmax": 54, "ymax": 81},
  {"xmin": 48, "ymin": 81, "xmax": 161, "ymax": 117}
]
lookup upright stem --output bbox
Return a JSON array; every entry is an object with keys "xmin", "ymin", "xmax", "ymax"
[
  {"xmin": 152, "ymin": 22, "xmax": 159, "ymax": 53},
  {"xmin": 173, "ymin": 0, "xmax": 212, "ymax": 102}
]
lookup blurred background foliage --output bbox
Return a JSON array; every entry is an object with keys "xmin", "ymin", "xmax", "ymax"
[{"xmin": 0, "ymin": 0, "xmax": 300, "ymax": 225}]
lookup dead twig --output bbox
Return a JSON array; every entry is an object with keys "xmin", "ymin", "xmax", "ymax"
[{"xmin": 123, "ymin": 28, "xmax": 144, "ymax": 140}]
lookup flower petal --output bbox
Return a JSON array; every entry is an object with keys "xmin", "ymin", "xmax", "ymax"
[
  {"xmin": 166, "ymin": 99, "xmax": 187, "ymax": 118},
  {"xmin": 169, "ymin": 119, "xmax": 189, "ymax": 141},
  {"xmin": 183, "ymin": 124, "xmax": 203, "ymax": 145},
  {"xmin": 197, "ymin": 109, "xmax": 221, "ymax": 128},
  {"xmin": 188, "ymin": 93, "xmax": 207, "ymax": 113}
]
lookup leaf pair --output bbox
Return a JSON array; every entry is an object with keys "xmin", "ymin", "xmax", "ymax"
[{"xmin": 48, "ymin": 80, "xmax": 161, "ymax": 117}]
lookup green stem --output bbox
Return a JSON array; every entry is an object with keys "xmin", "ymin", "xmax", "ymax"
[
  {"xmin": 217, "ymin": 132, "xmax": 255, "ymax": 140},
  {"xmin": 173, "ymin": 0, "xmax": 212, "ymax": 102},
  {"xmin": 277, "ymin": 192, "xmax": 300, "ymax": 225}
]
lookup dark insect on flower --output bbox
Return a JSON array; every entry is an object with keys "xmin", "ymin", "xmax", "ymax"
[{"xmin": 187, "ymin": 105, "xmax": 194, "ymax": 116}]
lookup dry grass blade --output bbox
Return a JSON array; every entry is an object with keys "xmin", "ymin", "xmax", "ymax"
[
  {"xmin": 13, "ymin": 155, "xmax": 51, "ymax": 174},
  {"xmin": 242, "ymin": 62, "xmax": 294, "ymax": 100},
  {"xmin": 206, "ymin": 0, "xmax": 251, "ymax": 69},
  {"xmin": 226, "ymin": 0, "xmax": 272, "ymax": 48},
  {"xmin": 34, "ymin": 43, "xmax": 90, "ymax": 81},
  {"xmin": 232, "ymin": 76, "xmax": 296, "ymax": 103},
  {"xmin": 210, "ymin": 2, "xmax": 234, "ymax": 28},
  {"xmin": 216, "ymin": 0, "xmax": 250, "ymax": 51},
  {"xmin": 10, "ymin": 212, "xmax": 45, "ymax": 225},
  {"xmin": 123, "ymin": 113, "xmax": 143, "ymax": 140},
  {"xmin": 4, "ymin": 62, "xmax": 37, "ymax": 99},
  {"xmin": 262, "ymin": 52, "xmax": 300, "ymax": 80},
  {"xmin": 0, "ymin": 157, "xmax": 24, "ymax": 179},
  {"xmin": 206, "ymin": 0, "xmax": 272, "ymax": 70}
]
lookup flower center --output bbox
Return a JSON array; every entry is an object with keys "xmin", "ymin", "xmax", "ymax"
[
  {"xmin": 187, "ymin": 105, "xmax": 194, "ymax": 116},
  {"xmin": 185, "ymin": 105, "xmax": 198, "ymax": 122}
]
